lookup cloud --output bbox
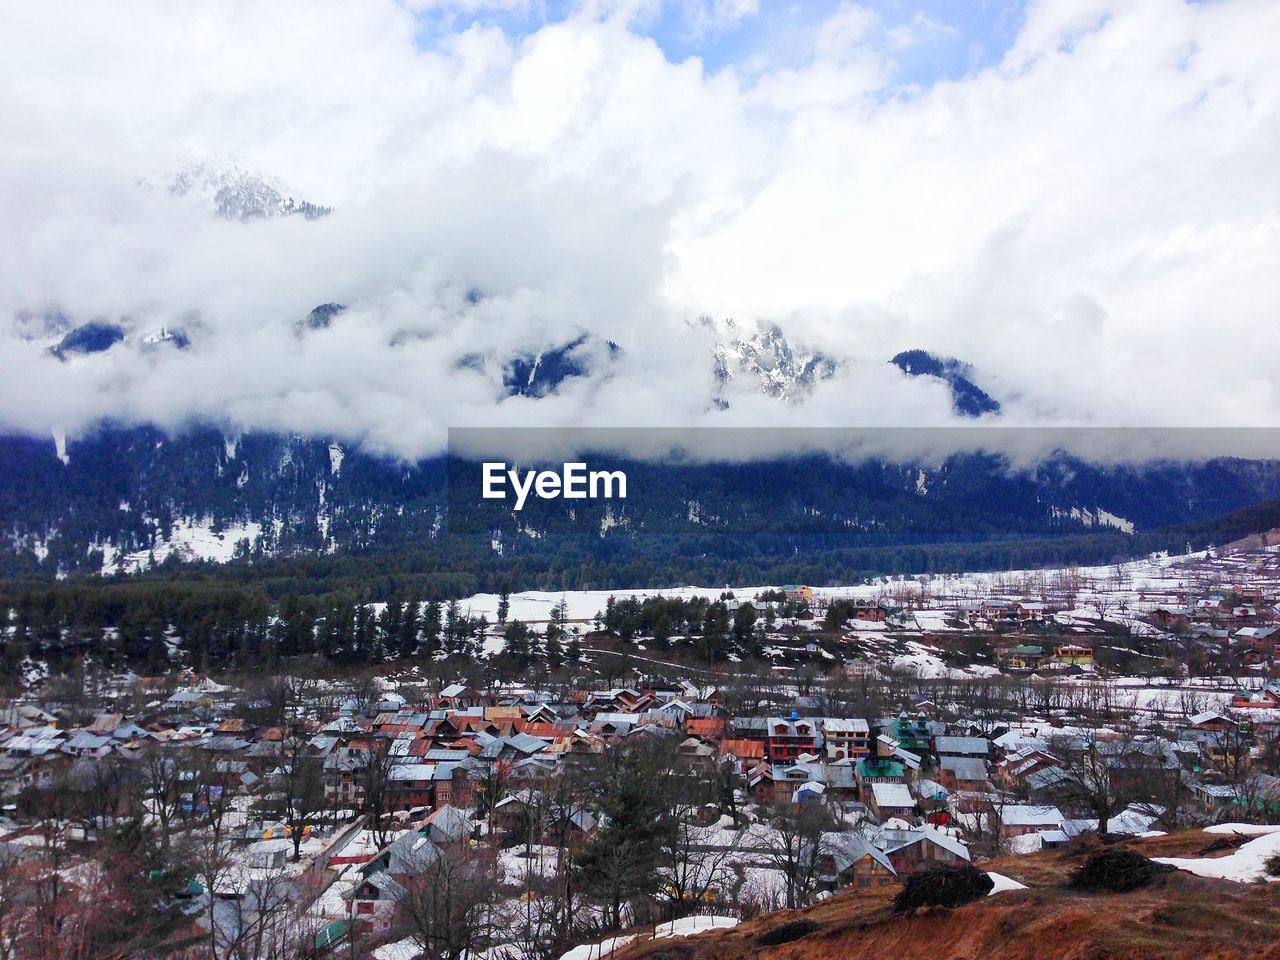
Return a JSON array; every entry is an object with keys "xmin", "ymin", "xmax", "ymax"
[{"xmin": 0, "ymin": 0, "xmax": 1277, "ymax": 461}]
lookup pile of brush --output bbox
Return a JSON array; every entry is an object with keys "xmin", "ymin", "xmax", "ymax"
[
  {"xmin": 893, "ymin": 864, "xmax": 994, "ymax": 913},
  {"xmin": 1069, "ymin": 848, "xmax": 1172, "ymax": 893},
  {"xmin": 755, "ymin": 920, "xmax": 819, "ymax": 946}
]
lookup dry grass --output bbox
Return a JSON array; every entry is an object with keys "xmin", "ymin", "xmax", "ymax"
[{"xmin": 618, "ymin": 831, "xmax": 1280, "ymax": 960}]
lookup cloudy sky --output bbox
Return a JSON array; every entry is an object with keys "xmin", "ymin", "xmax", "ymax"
[{"xmin": 0, "ymin": 0, "xmax": 1277, "ymax": 460}]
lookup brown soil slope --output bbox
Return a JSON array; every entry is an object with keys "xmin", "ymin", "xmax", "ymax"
[{"xmin": 619, "ymin": 833, "xmax": 1280, "ymax": 960}]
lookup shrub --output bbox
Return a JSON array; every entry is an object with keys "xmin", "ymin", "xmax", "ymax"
[
  {"xmin": 755, "ymin": 920, "xmax": 819, "ymax": 946},
  {"xmin": 1069, "ymin": 848, "xmax": 1172, "ymax": 893},
  {"xmin": 892, "ymin": 864, "xmax": 994, "ymax": 914}
]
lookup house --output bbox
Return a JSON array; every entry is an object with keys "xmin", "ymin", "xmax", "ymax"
[
  {"xmin": 869, "ymin": 782, "xmax": 916, "ymax": 821},
  {"xmin": 999, "ymin": 747, "xmax": 1062, "ymax": 790},
  {"xmin": 1017, "ymin": 602, "xmax": 1051, "ymax": 621},
  {"xmin": 886, "ymin": 713, "xmax": 931, "ymax": 754},
  {"xmin": 980, "ymin": 599, "xmax": 1017, "ymax": 620},
  {"xmin": 546, "ymin": 802, "xmax": 598, "ymax": 839},
  {"xmin": 851, "ymin": 603, "xmax": 887, "ymax": 623},
  {"xmin": 1237, "ymin": 625, "xmax": 1278, "ymax": 651},
  {"xmin": 677, "ymin": 736, "xmax": 719, "ymax": 762},
  {"xmin": 60, "ymin": 731, "xmax": 114, "ymax": 759},
  {"xmin": 438, "ymin": 685, "xmax": 485, "ymax": 709},
  {"xmin": 765, "ymin": 716, "xmax": 820, "ymax": 762},
  {"xmin": 934, "ymin": 736, "xmax": 989, "ymax": 761},
  {"xmin": 420, "ymin": 804, "xmax": 471, "ymax": 844},
  {"xmin": 362, "ymin": 828, "xmax": 441, "ymax": 878},
  {"xmin": 432, "ymin": 762, "xmax": 477, "ymax": 809},
  {"xmin": 1150, "ymin": 607, "xmax": 1192, "ymax": 630},
  {"xmin": 855, "ymin": 756, "xmax": 906, "ymax": 805},
  {"xmin": 793, "ymin": 780, "xmax": 826, "ymax": 806},
  {"xmin": 1231, "ymin": 681, "xmax": 1280, "ymax": 709},
  {"xmin": 1187, "ymin": 711, "xmax": 1238, "ymax": 733},
  {"xmin": 1052, "ymin": 644, "xmax": 1093, "ymax": 667},
  {"xmin": 719, "ymin": 739, "xmax": 765, "ymax": 773},
  {"xmin": 823, "ymin": 718, "xmax": 870, "ymax": 761},
  {"xmin": 164, "ymin": 690, "xmax": 214, "ymax": 713},
  {"xmin": 1024, "ymin": 765, "xmax": 1078, "ymax": 804},
  {"xmin": 998, "ymin": 804, "xmax": 1066, "ymax": 839},
  {"xmin": 938, "ymin": 756, "xmax": 988, "ymax": 792},
  {"xmin": 351, "ymin": 828, "xmax": 441, "ymax": 918},
  {"xmin": 685, "ymin": 717, "xmax": 726, "ymax": 741},
  {"xmin": 784, "ymin": 585, "xmax": 815, "ymax": 606},
  {"xmin": 387, "ymin": 763, "xmax": 437, "ymax": 811},
  {"xmin": 998, "ymin": 645, "xmax": 1045, "ymax": 671},
  {"xmin": 545, "ymin": 730, "xmax": 606, "ymax": 758},
  {"xmin": 818, "ymin": 833, "xmax": 898, "ymax": 890},
  {"xmin": 492, "ymin": 789, "xmax": 545, "ymax": 836},
  {"xmin": 875, "ymin": 826, "xmax": 970, "ymax": 874}
]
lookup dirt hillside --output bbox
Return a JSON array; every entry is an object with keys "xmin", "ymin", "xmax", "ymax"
[{"xmin": 618, "ymin": 832, "xmax": 1280, "ymax": 960}]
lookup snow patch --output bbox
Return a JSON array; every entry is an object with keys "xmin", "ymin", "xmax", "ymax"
[
  {"xmin": 985, "ymin": 872, "xmax": 1028, "ymax": 895},
  {"xmin": 556, "ymin": 934, "xmax": 638, "ymax": 960},
  {"xmin": 52, "ymin": 428, "xmax": 69, "ymax": 465},
  {"xmin": 1154, "ymin": 827, "xmax": 1280, "ymax": 882},
  {"xmin": 654, "ymin": 916, "xmax": 739, "ymax": 938},
  {"xmin": 102, "ymin": 517, "xmax": 261, "ymax": 574}
]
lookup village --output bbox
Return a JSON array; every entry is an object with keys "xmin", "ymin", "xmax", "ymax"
[{"xmin": 2, "ymin": 544, "xmax": 1280, "ymax": 959}]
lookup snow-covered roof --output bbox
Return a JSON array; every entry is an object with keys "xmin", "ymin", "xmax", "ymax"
[
  {"xmin": 870, "ymin": 782, "xmax": 915, "ymax": 809},
  {"xmin": 1001, "ymin": 804, "xmax": 1066, "ymax": 827},
  {"xmin": 934, "ymin": 736, "xmax": 989, "ymax": 756}
]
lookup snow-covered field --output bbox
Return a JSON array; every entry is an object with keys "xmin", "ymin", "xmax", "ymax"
[{"xmin": 461, "ymin": 547, "xmax": 1267, "ymax": 624}]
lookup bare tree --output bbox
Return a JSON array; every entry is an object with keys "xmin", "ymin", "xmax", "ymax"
[
  {"xmin": 393, "ymin": 844, "xmax": 497, "ymax": 960},
  {"xmin": 138, "ymin": 742, "xmax": 190, "ymax": 854},
  {"xmin": 274, "ymin": 734, "xmax": 327, "ymax": 861},
  {"xmin": 761, "ymin": 803, "xmax": 836, "ymax": 910}
]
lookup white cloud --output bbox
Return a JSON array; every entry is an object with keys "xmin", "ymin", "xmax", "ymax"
[{"xmin": 0, "ymin": 0, "xmax": 1277, "ymax": 460}]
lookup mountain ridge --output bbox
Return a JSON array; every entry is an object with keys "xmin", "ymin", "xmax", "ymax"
[{"xmin": 4, "ymin": 423, "xmax": 1280, "ymax": 582}]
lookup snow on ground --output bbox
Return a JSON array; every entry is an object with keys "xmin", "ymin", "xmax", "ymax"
[
  {"xmin": 373, "ymin": 939, "xmax": 422, "ymax": 960},
  {"xmin": 910, "ymin": 611, "xmax": 960, "ymax": 631},
  {"xmin": 891, "ymin": 640, "xmax": 1003, "ymax": 681},
  {"xmin": 499, "ymin": 845, "xmax": 563, "ymax": 885},
  {"xmin": 462, "ymin": 587, "xmax": 778, "ymax": 623},
  {"xmin": 1006, "ymin": 833, "xmax": 1044, "ymax": 855},
  {"xmin": 1154, "ymin": 826, "xmax": 1280, "ymax": 882},
  {"xmin": 103, "ymin": 517, "xmax": 262, "ymax": 574},
  {"xmin": 654, "ymin": 916, "xmax": 739, "ymax": 938},
  {"xmin": 986, "ymin": 872, "xmax": 1028, "ymax": 895},
  {"xmin": 1203, "ymin": 823, "xmax": 1280, "ymax": 836},
  {"xmin": 461, "ymin": 548, "xmax": 1248, "ymax": 629},
  {"xmin": 556, "ymin": 934, "xmax": 638, "ymax": 960}
]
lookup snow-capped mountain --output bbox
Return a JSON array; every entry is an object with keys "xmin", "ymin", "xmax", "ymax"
[
  {"xmin": 159, "ymin": 155, "xmax": 331, "ymax": 222},
  {"xmin": 140, "ymin": 326, "xmax": 191, "ymax": 350},
  {"xmin": 710, "ymin": 318, "xmax": 837, "ymax": 403},
  {"xmin": 5, "ymin": 423, "xmax": 1280, "ymax": 579}
]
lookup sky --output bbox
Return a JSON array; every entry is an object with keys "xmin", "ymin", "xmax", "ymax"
[{"xmin": 0, "ymin": 0, "xmax": 1277, "ymax": 462}]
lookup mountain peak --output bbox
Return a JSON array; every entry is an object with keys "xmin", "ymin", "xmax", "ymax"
[
  {"xmin": 891, "ymin": 349, "xmax": 1000, "ymax": 417},
  {"xmin": 155, "ymin": 155, "xmax": 332, "ymax": 223},
  {"xmin": 48, "ymin": 321, "xmax": 125, "ymax": 360},
  {"xmin": 711, "ymin": 318, "xmax": 837, "ymax": 403}
]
